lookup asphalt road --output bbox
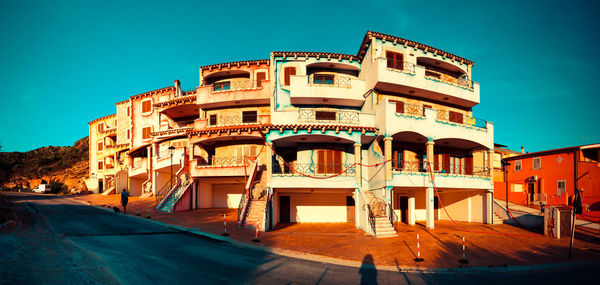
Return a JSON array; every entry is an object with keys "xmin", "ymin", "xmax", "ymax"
[{"xmin": 1, "ymin": 192, "xmax": 597, "ymax": 284}]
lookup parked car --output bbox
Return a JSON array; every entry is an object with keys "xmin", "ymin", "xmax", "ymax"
[{"xmin": 32, "ymin": 184, "xmax": 51, "ymax": 193}]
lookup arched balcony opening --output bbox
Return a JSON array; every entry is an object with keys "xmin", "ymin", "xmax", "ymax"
[
  {"xmin": 192, "ymin": 136, "xmax": 265, "ymax": 168},
  {"xmin": 433, "ymin": 138, "xmax": 490, "ymax": 177},
  {"xmin": 271, "ymin": 134, "xmax": 356, "ymax": 177},
  {"xmin": 305, "ymin": 62, "xmax": 360, "ymax": 87},
  {"xmin": 389, "ymin": 131, "xmax": 429, "ymax": 172},
  {"xmin": 203, "ymin": 70, "xmax": 252, "ymax": 90},
  {"xmin": 417, "ymin": 57, "xmax": 470, "ymax": 87}
]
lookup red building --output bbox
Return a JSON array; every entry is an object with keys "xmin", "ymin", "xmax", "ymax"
[{"xmin": 494, "ymin": 144, "xmax": 600, "ymax": 219}]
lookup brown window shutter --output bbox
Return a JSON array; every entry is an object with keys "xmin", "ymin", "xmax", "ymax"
[
  {"xmin": 386, "ymin": 51, "xmax": 394, "ymax": 68},
  {"xmin": 443, "ymin": 154, "xmax": 450, "ymax": 173},
  {"xmin": 449, "ymin": 111, "xmax": 463, "ymax": 124},
  {"xmin": 334, "ymin": 150, "xmax": 342, "ymax": 173},
  {"xmin": 326, "ymin": 150, "xmax": 334, "ymax": 173},
  {"xmin": 465, "ymin": 156, "xmax": 473, "ymax": 175},
  {"xmin": 396, "ymin": 101, "xmax": 405, "ymax": 113},
  {"xmin": 317, "ymin": 150, "xmax": 325, "ymax": 174},
  {"xmin": 256, "ymin": 72, "xmax": 266, "ymax": 87},
  {"xmin": 435, "ymin": 154, "xmax": 440, "ymax": 171}
]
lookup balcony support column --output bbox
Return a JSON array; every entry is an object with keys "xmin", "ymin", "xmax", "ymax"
[
  {"xmin": 384, "ymin": 137, "xmax": 393, "ymax": 181},
  {"xmin": 408, "ymin": 190, "xmax": 415, "ymax": 226},
  {"xmin": 426, "ymin": 140, "xmax": 435, "ymax": 171},
  {"xmin": 426, "ymin": 186, "xmax": 435, "ymax": 229},
  {"xmin": 266, "ymin": 142, "xmax": 273, "ymax": 186},
  {"xmin": 354, "ymin": 143, "xmax": 362, "ymax": 187},
  {"xmin": 487, "ymin": 149, "xmax": 493, "ymax": 179}
]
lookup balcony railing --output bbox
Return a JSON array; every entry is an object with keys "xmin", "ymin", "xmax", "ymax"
[
  {"xmin": 297, "ymin": 108, "xmax": 359, "ymax": 125},
  {"xmin": 272, "ymin": 162, "xmax": 356, "ymax": 177},
  {"xmin": 210, "ymin": 80, "xmax": 263, "ymax": 93},
  {"xmin": 393, "ymin": 102, "xmax": 424, "ymax": 117},
  {"xmin": 307, "ymin": 74, "xmax": 352, "ymax": 88},
  {"xmin": 208, "ymin": 114, "xmax": 261, "ymax": 127},
  {"xmin": 133, "ymin": 158, "xmax": 145, "ymax": 169},
  {"xmin": 380, "ymin": 57, "xmax": 416, "ymax": 74},
  {"xmin": 436, "ymin": 110, "xmax": 487, "ymax": 129},
  {"xmin": 196, "ymin": 156, "xmax": 249, "ymax": 167},
  {"xmin": 392, "ymin": 160, "xmax": 491, "ymax": 177},
  {"xmin": 424, "ymin": 69, "xmax": 473, "ymax": 89}
]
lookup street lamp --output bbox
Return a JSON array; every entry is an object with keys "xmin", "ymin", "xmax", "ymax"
[
  {"xmin": 169, "ymin": 146, "xmax": 176, "ymax": 192},
  {"xmin": 501, "ymin": 160, "xmax": 511, "ymax": 212}
]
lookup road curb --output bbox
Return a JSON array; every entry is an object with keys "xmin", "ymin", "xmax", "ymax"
[{"xmin": 67, "ymin": 197, "xmax": 600, "ymax": 273}]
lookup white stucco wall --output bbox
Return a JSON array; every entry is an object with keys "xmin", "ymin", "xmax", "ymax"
[{"xmin": 212, "ymin": 183, "xmax": 243, "ymax": 208}]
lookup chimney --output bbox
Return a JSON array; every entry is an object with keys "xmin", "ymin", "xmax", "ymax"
[
  {"xmin": 520, "ymin": 146, "xmax": 525, "ymax": 154},
  {"xmin": 174, "ymin": 80, "xmax": 181, "ymax": 97}
]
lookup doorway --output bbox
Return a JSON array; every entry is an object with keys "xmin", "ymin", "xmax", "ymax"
[
  {"xmin": 279, "ymin": 196, "xmax": 290, "ymax": 223},
  {"xmin": 399, "ymin": 196, "xmax": 408, "ymax": 224},
  {"xmin": 98, "ymin": 180, "xmax": 103, "ymax": 193},
  {"xmin": 346, "ymin": 196, "xmax": 355, "ymax": 223}
]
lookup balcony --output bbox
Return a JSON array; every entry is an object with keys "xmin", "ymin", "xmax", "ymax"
[
  {"xmin": 390, "ymin": 160, "xmax": 492, "ymax": 189},
  {"xmin": 270, "ymin": 107, "xmax": 374, "ymax": 127},
  {"xmin": 129, "ymin": 157, "xmax": 148, "ymax": 178},
  {"xmin": 153, "ymin": 120, "xmax": 195, "ymax": 137},
  {"xmin": 289, "ymin": 75, "xmax": 365, "ymax": 107},
  {"xmin": 203, "ymin": 114, "xmax": 270, "ymax": 129},
  {"xmin": 153, "ymin": 148, "xmax": 185, "ymax": 171},
  {"xmin": 271, "ymin": 162, "xmax": 357, "ymax": 188},
  {"xmin": 373, "ymin": 58, "xmax": 480, "ymax": 108},
  {"xmin": 197, "ymin": 80, "xmax": 270, "ymax": 109},
  {"xmin": 376, "ymin": 99, "xmax": 493, "ymax": 149},
  {"xmin": 190, "ymin": 156, "xmax": 249, "ymax": 177}
]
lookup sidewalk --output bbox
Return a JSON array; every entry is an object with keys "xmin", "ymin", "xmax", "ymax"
[
  {"xmin": 74, "ymin": 194, "xmax": 600, "ymax": 268},
  {"xmin": 496, "ymin": 199, "xmax": 600, "ymax": 232}
]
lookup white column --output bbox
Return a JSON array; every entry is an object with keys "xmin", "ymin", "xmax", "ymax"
[
  {"xmin": 486, "ymin": 190, "xmax": 493, "ymax": 224},
  {"xmin": 354, "ymin": 143, "xmax": 362, "ymax": 186},
  {"xmin": 266, "ymin": 142, "xmax": 273, "ymax": 186},
  {"xmin": 467, "ymin": 194, "xmax": 472, "ymax": 223},
  {"xmin": 426, "ymin": 187, "xmax": 435, "ymax": 229},
  {"xmin": 408, "ymin": 190, "xmax": 415, "ymax": 226},
  {"xmin": 384, "ymin": 137, "xmax": 392, "ymax": 181}
]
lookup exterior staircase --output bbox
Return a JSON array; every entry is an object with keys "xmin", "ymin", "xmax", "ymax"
[
  {"xmin": 239, "ymin": 167, "xmax": 268, "ymax": 229},
  {"xmin": 157, "ymin": 177, "xmax": 191, "ymax": 213},
  {"xmin": 101, "ymin": 178, "xmax": 116, "ymax": 195},
  {"xmin": 363, "ymin": 191, "xmax": 397, "ymax": 238}
]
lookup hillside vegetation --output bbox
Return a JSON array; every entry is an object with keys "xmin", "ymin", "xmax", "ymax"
[{"xmin": 0, "ymin": 137, "xmax": 89, "ymax": 190}]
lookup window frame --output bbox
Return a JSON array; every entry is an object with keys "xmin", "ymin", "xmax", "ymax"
[
  {"xmin": 557, "ymin": 180, "xmax": 566, "ymax": 196},
  {"xmin": 386, "ymin": 51, "xmax": 404, "ymax": 70},
  {"xmin": 98, "ymin": 161, "xmax": 104, "ymax": 170},
  {"xmin": 141, "ymin": 98, "xmax": 153, "ymax": 114},
  {"xmin": 313, "ymin": 74, "xmax": 335, "ymax": 85},
  {"xmin": 242, "ymin": 110, "xmax": 258, "ymax": 124},
  {"xmin": 315, "ymin": 110, "xmax": 337, "ymax": 121},
  {"xmin": 284, "ymin": 67, "xmax": 296, "ymax": 86},
  {"xmin": 97, "ymin": 122, "xmax": 104, "ymax": 133},
  {"xmin": 213, "ymin": 81, "xmax": 231, "ymax": 92},
  {"xmin": 142, "ymin": 126, "xmax": 152, "ymax": 140},
  {"xmin": 209, "ymin": 114, "xmax": 217, "ymax": 126},
  {"xmin": 532, "ymin": 157, "xmax": 541, "ymax": 170},
  {"xmin": 514, "ymin": 160, "xmax": 522, "ymax": 171}
]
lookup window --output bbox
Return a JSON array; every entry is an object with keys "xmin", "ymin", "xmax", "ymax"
[
  {"xmin": 213, "ymin": 81, "xmax": 230, "ymax": 92},
  {"xmin": 512, "ymin": 183, "xmax": 523, "ymax": 192},
  {"xmin": 236, "ymin": 145, "xmax": 257, "ymax": 158},
  {"xmin": 557, "ymin": 180, "xmax": 566, "ymax": 195},
  {"xmin": 127, "ymin": 129, "xmax": 130, "ymax": 139},
  {"xmin": 514, "ymin": 160, "xmax": 522, "ymax": 171},
  {"xmin": 209, "ymin": 114, "xmax": 217, "ymax": 126},
  {"xmin": 316, "ymin": 149, "xmax": 342, "ymax": 174},
  {"xmin": 315, "ymin": 111, "xmax": 337, "ymax": 121},
  {"xmin": 141, "ymin": 99, "xmax": 152, "ymax": 113},
  {"xmin": 97, "ymin": 123, "xmax": 104, "ymax": 132},
  {"xmin": 142, "ymin": 127, "xmax": 152, "ymax": 139},
  {"xmin": 450, "ymin": 156, "xmax": 462, "ymax": 174},
  {"xmin": 392, "ymin": 150, "xmax": 404, "ymax": 170},
  {"xmin": 313, "ymin": 74, "xmax": 334, "ymax": 85},
  {"xmin": 284, "ymin": 67, "xmax": 296, "ymax": 86},
  {"xmin": 98, "ymin": 161, "xmax": 104, "ymax": 170},
  {"xmin": 533, "ymin": 157, "xmax": 541, "ymax": 169},
  {"xmin": 449, "ymin": 111, "xmax": 463, "ymax": 124},
  {"xmin": 256, "ymin": 72, "xmax": 266, "ymax": 87},
  {"xmin": 395, "ymin": 101, "xmax": 404, "ymax": 113},
  {"xmin": 97, "ymin": 142, "xmax": 103, "ymax": 151},
  {"xmin": 386, "ymin": 51, "xmax": 404, "ymax": 70},
  {"xmin": 242, "ymin": 111, "xmax": 258, "ymax": 124}
]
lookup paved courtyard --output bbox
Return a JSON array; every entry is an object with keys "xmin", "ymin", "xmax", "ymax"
[{"xmin": 75, "ymin": 194, "xmax": 600, "ymax": 268}]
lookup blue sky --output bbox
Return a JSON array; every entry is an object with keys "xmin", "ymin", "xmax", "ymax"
[{"xmin": 0, "ymin": 0, "xmax": 598, "ymax": 153}]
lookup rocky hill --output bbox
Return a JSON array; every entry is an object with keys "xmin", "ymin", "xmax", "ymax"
[{"xmin": 0, "ymin": 137, "xmax": 89, "ymax": 191}]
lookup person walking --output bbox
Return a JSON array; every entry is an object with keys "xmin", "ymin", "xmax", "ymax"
[{"xmin": 121, "ymin": 189, "xmax": 129, "ymax": 214}]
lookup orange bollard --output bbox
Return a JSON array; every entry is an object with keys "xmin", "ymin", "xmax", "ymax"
[
  {"xmin": 222, "ymin": 214, "xmax": 229, "ymax": 236},
  {"xmin": 414, "ymin": 233, "xmax": 424, "ymax": 262},
  {"xmin": 252, "ymin": 220, "xmax": 260, "ymax": 242}
]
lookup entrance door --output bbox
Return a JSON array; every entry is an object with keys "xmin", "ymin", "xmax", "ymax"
[
  {"xmin": 98, "ymin": 180, "xmax": 103, "ymax": 193},
  {"xmin": 528, "ymin": 183, "xmax": 535, "ymax": 203},
  {"xmin": 279, "ymin": 196, "xmax": 290, "ymax": 223},
  {"xmin": 399, "ymin": 196, "xmax": 408, "ymax": 224},
  {"xmin": 346, "ymin": 196, "xmax": 355, "ymax": 223}
]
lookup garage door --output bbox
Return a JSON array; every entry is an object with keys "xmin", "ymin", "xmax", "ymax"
[
  {"xmin": 288, "ymin": 193, "xmax": 347, "ymax": 223},
  {"xmin": 212, "ymin": 184, "xmax": 244, "ymax": 208}
]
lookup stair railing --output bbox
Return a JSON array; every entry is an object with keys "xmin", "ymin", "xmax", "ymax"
[
  {"xmin": 357, "ymin": 189, "xmax": 376, "ymax": 236},
  {"xmin": 387, "ymin": 201, "xmax": 399, "ymax": 231},
  {"xmin": 154, "ymin": 175, "xmax": 176, "ymax": 203},
  {"xmin": 238, "ymin": 158, "xmax": 259, "ymax": 226}
]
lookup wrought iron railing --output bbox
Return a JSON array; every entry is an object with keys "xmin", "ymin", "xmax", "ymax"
[
  {"xmin": 424, "ymin": 69, "xmax": 473, "ymax": 89},
  {"xmin": 380, "ymin": 57, "xmax": 416, "ymax": 74},
  {"xmin": 197, "ymin": 156, "xmax": 248, "ymax": 167},
  {"xmin": 297, "ymin": 108, "xmax": 360, "ymax": 125},
  {"xmin": 392, "ymin": 160, "xmax": 491, "ymax": 177},
  {"xmin": 369, "ymin": 197, "xmax": 388, "ymax": 217},
  {"xmin": 436, "ymin": 110, "xmax": 487, "ymax": 129},
  {"xmin": 388, "ymin": 202, "xmax": 399, "ymax": 231},
  {"xmin": 210, "ymin": 80, "xmax": 262, "ymax": 92},
  {"xmin": 237, "ymin": 190, "xmax": 249, "ymax": 226},
  {"xmin": 308, "ymin": 74, "xmax": 352, "ymax": 87},
  {"xmin": 155, "ymin": 176, "xmax": 176, "ymax": 203},
  {"xmin": 367, "ymin": 204, "xmax": 376, "ymax": 236},
  {"xmin": 133, "ymin": 158, "xmax": 145, "ymax": 169},
  {"xmin": 272, "ymin": 163, "xmax": 356, "ymax": 177}
]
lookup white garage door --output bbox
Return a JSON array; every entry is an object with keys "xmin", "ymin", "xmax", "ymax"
[
  {"xmin": 212, "ymin": 184, "xmax": 244, "ymax": 208},
  {"xmin": 289, "ymin": 193, "xmax": 347, "ymax": 223}
]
